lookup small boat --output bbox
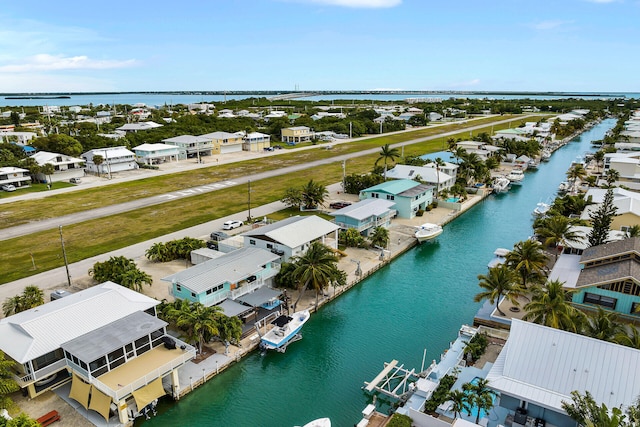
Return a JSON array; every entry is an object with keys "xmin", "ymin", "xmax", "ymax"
[
  {"xmin": 506, "ymin": 168, "xmax": 525, "ymax": 185},
  {"xmin": 528, "ymin": 159, "xmax": 540, "ymax": 170},
  {"xmin": 492, "ymin": 176, "xmax": 510, "ymax": 194},
  {"xmin": 541, "ymin": 149, "xmax": 551, "ymax": 161},
  {"xmin": 533, "ymin": 202, "xmax": 551, "ymax": 218},
  {"xmin": 260, "ymin": 310, "xmax": 310, "ymax": 353},
  {"xmin": 296, "ymin": 418, "xmax": 331, "ymax": 427},
  {"xmin": 488, "ymin": 248, "xmax": 510, "ymax": 269},
  {"xmin": 558, "ymin": 181, "xmax": 570, "ymax": 193},
  {"xmin": 414, "ymin": 223, "xmax": 443, "ymax": 243}
]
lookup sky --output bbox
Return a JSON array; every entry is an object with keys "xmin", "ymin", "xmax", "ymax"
[{"xmin": 0, "ymin": 0, "xmax": 638, "ymax": 93}]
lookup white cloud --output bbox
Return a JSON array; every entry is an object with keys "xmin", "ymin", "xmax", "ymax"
[
  {"xmin": 529, "ymin": 20, "xmax": 573, "ymax": 30},
  {"xmin": 0, "ymin": 54, "xmax": 137, "ymax": 73},
  {"xmin": 300, "ymin": 0, "xmax": 401, "ymax": 8}
]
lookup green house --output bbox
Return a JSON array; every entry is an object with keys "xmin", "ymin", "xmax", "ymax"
[{"xmin": 359, "ymin": 179, "xmax": 434, "ymax": 218}]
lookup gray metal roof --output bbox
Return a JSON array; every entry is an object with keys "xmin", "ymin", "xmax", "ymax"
[
  {"xmin": 398, "ymin": 183, "xmax": 434, "ymax": 197},
  {"xmin": 235, "ymin": 286, "xmax": 282, "ymax": 307},
  {"xmin": 61, "ymin": 312, "xmax": 166, "ymax": 363},
  {"xmin": 162, "ymin": 135, "xmax": 210, "ymax": 144},
  {"xmin": 161, "ymin": 247, "xmax": 280, "ymax": 294},
  {"xmin": 216, "ymin": 299, "xmax": 252, "ymax": 317},
  {"xmin": 0, "ymin": 282, "xmax": 159, "ymax": 363},
  {"xmin": 486, "ymin": 319, "xmax": 640, "ymax": 413},
  {"xmin": 242, "ymin": 216, "xmax": 339, "ymax": 249},
  {"xmin": 330, "ymin": 199, "xmax": 396, "ymax": 221}
]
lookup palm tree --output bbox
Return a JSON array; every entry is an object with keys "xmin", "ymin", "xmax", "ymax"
[
  {"xmin": 2, "ymin": 295, "xmax": 23, "ymax": 317},
  {"xmin": 614, "ymin": 325, "xmax": 640, "ymax": 349},
  {"xmin": 604, "ymin": 168, "xmax": 620, "ymax": 188},
  {"xmin": 625, "ymin": 225, "xmax": 640, "ymax": 238},
  {"xmin": 0, "ymin": 351, "xmax": 20, "ymax": 409},
  {"xmin": 146, "ymin": 242, "xmax": 169, "ymax": 262},
  {"xmin": 21, "ymin": 286, "xmax": 44, "ymax": 309},
  {"xmin": 40, "ymin": 163, "xmax": 55, "ymax": 186},
  {"xmin": 216, "ymin": 314, "xmax": 243, "ymax": 355},
  {"xmin": 375, "ymin": 144, "xmax": 401, "ymax": 180},
  {"xmin": 523, "ymin": 280, "xmax": 578, "ymax": 331},
  {"xmin": 592, "ymin": 150, "xmax": 605, "ymax": 174},
  {"xmin": 474, "ymin": 265, "xmax": 522, "ymax": 316},
  {"xmin": 566, "ymin": 163, "xmax": 587, "ymax": 192},
  {"xmin": 369, "ymin": 226, "xmax": 389, "ymax": 249},
  {"xmin": 462, "ymin": 378, "xmax": 497, "ymax": 424},
  {"xmin": 169, "ymin": 301, "xmax": 221, "ymax": 354},
  {"xmin": 506, "ymin": 240, "xmax": 548, "ymax": 289},
  {"xmin": 291, "ymin": 242, "xmax": 343, "ymax": 310},
  {"xmin": 119, "ymin": 268, "xmax": 152, "ymax": 292},
  {"xmin": 300, "ymin": 179, "xmax": 328, "ymax": 209},
  {"xmin": 433, "ymin": 157, "xmax": 445, "ymax": 195},
  {"xmin": 92, "ymin": 154, "xmax": 104, "ymax": 176},
  {"xmin": 583, "ymin": 307, "xmax": 623, "ymax": 342},
  {"xmin": 446, "ymin": 389, "xmax": 470, "ymax": 419},
  {"xmin": 534, "ymin": 215, "xmax": 582, "ymax": 261}
]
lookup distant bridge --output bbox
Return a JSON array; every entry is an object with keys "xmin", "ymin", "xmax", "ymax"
[{"xmin": 266, "ymin": 92, "xmax": 321, "ymax": 101}]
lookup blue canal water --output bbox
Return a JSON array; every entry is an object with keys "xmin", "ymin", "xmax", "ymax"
[{"xmin": 145, "ymin": 119, "xmax": 614, "ymax": 427}]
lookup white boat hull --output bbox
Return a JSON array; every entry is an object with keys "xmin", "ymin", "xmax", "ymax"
[
  {"xmin": 414, "ymin": 223, "xmax": 443, "ymax": 243},
  {"xmin": 260, "ymin": 310, "xmax": 310, "ymax": 351},
  {"xmin": 300, "ymin": 418, "xmax": 331, "ymax": 427}
]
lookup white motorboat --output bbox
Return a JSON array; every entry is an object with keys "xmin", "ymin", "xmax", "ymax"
[
  {"xmin": 506, "ymin": 168, "xmax": 525, "ymax": 185},
  {"xmin": 414, "ymin": 223, "xmax": 443, "ymax": 243},
  {"xmin": 558, "ymin": 181, "xmax": 570, "ymax": 193},
  {"xmin": 297, "ymin": 418, "xmax": 331, "ymax": 427},
  {"xmin": 541, "ymin": 149, "xmax": 551, "ymax": 161},
  {"xmin": 259, "ymin": 310, "xmax": 310, "ymax": 353},
  {"xmin": 487, "ymin": 248, "xmax": 510, "ymax": 269},
  {"xmin": 533, "ymin": 202, "xmax": 551, "ymax": 218},
  {"xmin": 492, "ymin": 176, "xmax": 510, "ymax": 194}
]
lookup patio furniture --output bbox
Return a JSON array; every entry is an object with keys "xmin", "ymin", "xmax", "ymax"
[{"xmin": 36, "ymin": 410, "xmax": 60, "ymax": 426}]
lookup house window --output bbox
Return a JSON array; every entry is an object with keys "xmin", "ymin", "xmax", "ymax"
[
  {"xmin": 631, "ymin": 302, "xmax": 640, "ymax": 315},
  {"xmin": 386, "ymin": 195, "xmax": 394, "ymax": 200},
  {"xmin": 250, "ymin": 239, "xmax": 256, "ymax": 245},
  {"xmin": 267, "ymin": 243, "xmax": 273, "ymax": 249},
  {"xmin": 583, "ymin": 292, "xmax": 617, "ymax": 309},
  {"xmin": 191, "ymin": 292, "xmax": 196, "ymax": 298},
  {"xmin": 176, "ymin": 284, "xmax": 182, "ymax": 292}
]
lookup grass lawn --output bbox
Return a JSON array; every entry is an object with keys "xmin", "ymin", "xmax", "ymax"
[{"xmin": 0, "ymin": 115, "xmax": 543, "ymax": 284}]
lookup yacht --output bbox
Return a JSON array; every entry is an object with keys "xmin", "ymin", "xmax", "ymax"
[
  {"xmin": 414, "ymin": 223, "xmax": 443, "ymax": 243},
  {"xmin": 297, "ymin": 418, "xmax": 331, "ymax": 427},
  {"xmin": 492, "ymin": 176, "xmax": 510, "ymax": 194},
  {"xmin": 506, "ymin": 168, "xmax": 525, "ymax": 185},
  {"xmin": 533, "ymin": 202, "xmax": 551, "ymax": 218},
  {"xmin": 541, "ymin": 149, "xmax": 551, "ymax": 161},
  {"xmin": 259, "ymin": 310, "xmax": 310, "ymax": 353},
  {"xmin": 488, "ymin": 248, "xmax": 510, "ymax": 269},
  {"xmin": 557, "ymin": 181, "xmax": 570, "ymax": 194}
]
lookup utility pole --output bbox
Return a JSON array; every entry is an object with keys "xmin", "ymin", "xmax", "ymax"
[
  {"xmin": 247, "ymin": 180, "xmax": 252, "ymax": 222},
  {"xmin": 342, "ymin": 160, "xmax": 346, "ymax": 192},
  {"xmin": 59, "ymin": 226, "xmax": 72, "ymax": 287}
]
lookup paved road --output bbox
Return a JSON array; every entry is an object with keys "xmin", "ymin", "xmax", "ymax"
[{"xmin": 0, "ymin": 115, "xmax": 535, "ymax": 241}]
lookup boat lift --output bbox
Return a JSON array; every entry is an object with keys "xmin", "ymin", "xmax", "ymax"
[
  {"xmin": 254, "ymin": 310, "xmax": 303, "ymax": 354},
  {"xmin": 363, "ymin": 360, "xmax": 419, "ymax": 400}
]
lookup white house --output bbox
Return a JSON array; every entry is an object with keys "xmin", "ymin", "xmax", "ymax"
[
  {"xmin": 162, "ymin": 135, "xmax": 212, "ymax": 160},
  {"xmin": 115, "ymin": 121, "xmax": 163, "ymax": 133},
  {"xmin": 32, "ymin": 151, "xmax": 84, "ymax": 183},
  {"xmin": 242, "ymin": 215, "xmax": 340, "ymax": 261},
  {"xmin": 0, "ymin": 167, "xmax": 31, "ymax": 188},
  {"xmin": 243, "ymin": 132, "xmax": 271, "ymax": 152},
  {"xmin": 132, "ymin": 143, "xmax": 179, "ymax": 165},
  {"xmin": 386, "ymin": 164, "xmax": 455, "ymax": 192},
  {"xmin": 82, "ymin": 146, "xmax": 138, "ymax": 175}
]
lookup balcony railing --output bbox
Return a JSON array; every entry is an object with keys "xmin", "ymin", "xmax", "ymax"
[{"xmin": 14, "ymin": 358, "xmax": 68, "ymax": 387}]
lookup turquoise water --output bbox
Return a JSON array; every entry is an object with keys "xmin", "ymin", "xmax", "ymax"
[
  {"xmin": 446, "ymin": 197, "xmax": 460, "ymax": 203},
  {"xmin": 145, "ymin": 119, "xmax": 615, "ymax": 427},
  {"xmin": 467, "ymin": 376, "xmax": 495, "ymax": 420}
]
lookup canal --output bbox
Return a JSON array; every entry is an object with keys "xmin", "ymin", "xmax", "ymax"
[{"xmin": 146, "ymin": 119, "xmax": 615, "ymax": 427}]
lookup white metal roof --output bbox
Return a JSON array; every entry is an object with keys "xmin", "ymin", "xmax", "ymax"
[
  {"xmin": 162, "ymin": 135, "xmax": 210, "ymax": 144},
  {"xmin": 133, "ymin": 143, "xmax": 179, "ymax": 152},
  {"xmin": 161, "ymin": 247, "xmax": 280, "ymax": 294},
  {"xmin": 199, "ymin": 131, "xmax": 239, "ymax": 140},
  {"xmin": 32, "ymin": 151, "xmax": 84, "ymax": 166},
  {"xmin": 0, "ymin": 282, "xmax": 159, "ymax": 364},
  {"xmin": 486, "ymin": 319, "xmax": 640, "ymax": 413},
  {"xmin": 243, "ymin": 216, "xmax": 339, "ymax": 249},
  {"xmin": 0, "ymin": 166, "xmax": 28, "ymax": 174},
  {"xmin": 386, "ymin": 164, "xmax": 453, "ymax": 184}
]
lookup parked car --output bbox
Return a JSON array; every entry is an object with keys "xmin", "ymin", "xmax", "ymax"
[
  {"xmin": 1, "ymin": 184, "xmax": 16, "ymax": 192},
  {"xmin": 222, "ymin": 220, "xmax": 243, "ymax": 230},
  {"xmin": 329, "ymin": 201, "xmax": 351, "ymax": 209},
  {"xmin": 210, "ymin": 231, "xmax": 229, "ymax": 241},
  {"xmin": 263, "ymin": 147, "xmax": 274, "ymax": 152},
  {"xmin": 69, "ymin": 177, "xmax": 82, "ymax": 184},
  {"xmin": 272, "ymin": 145, "xmax": 283, "ymax": 150},
  {"xmin": 206, "ymin": 240, "xmax": 218, "ymax": 250}
]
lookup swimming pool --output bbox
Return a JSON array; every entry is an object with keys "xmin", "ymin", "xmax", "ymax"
[
  {"xmin": 446, "ymin": 197, "xmax": 460, "ymax": 203},
  {"xmin": 465, "ymin": 377, "xmax": 495, "ymax": 420}
]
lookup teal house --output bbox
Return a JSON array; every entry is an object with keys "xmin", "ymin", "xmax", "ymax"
[
  {"xmin": 359, "ymin": 179, "xmax": 434, "ymax": 219},
  {"xmin": 572, "ymin": 237, "xmax": 640, "ymax": 320},
  {"xmin": 162, "ymin": 247, "xmax": 281, "ymax": 309}
]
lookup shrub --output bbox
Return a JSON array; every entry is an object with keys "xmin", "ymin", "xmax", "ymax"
[
  {"xmin": 424, "ymin": 374, "xmax": 457, "ymax": 413},
  {"xmin": 387, "ymin": 413, "xmax": 413, "ymax": 427},
  {"xmin": 463, "ymin": 332, "xmax": 489, "ymax": 363},
  {"xmin": 416, "ymin": 209, "xmax": 425, "ymax": 216}
]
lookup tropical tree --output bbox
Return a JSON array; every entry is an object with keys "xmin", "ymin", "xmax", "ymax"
[
  {"xmin": 523, "ymin": 280, "xmax": 579, "ymax": 331},
  {"xmin": 433, "ymin": 157, "xmax": 445, "ymax": 195},
  {"xmin": 562, "ymin": 390, "xmax": 631, "ymax": 427},
  {"xmin": 369, "ymin": 226, "xmax": 390, "ymax": 249},
  {"xmin": 281, "ymin": 187, "xmax": 303, "ymax": 209},
  {"xmin": 375, "ymin": 144, "xmax": 401, "ymax": 180},
  {"xmin": 446, "ymin": 389, "xmax": 470, "ymax": 420},
  {"xmin": 89, "ymin": 256, "xmax": 152, "ymax": 292},
  {"xmin": 614, "ymin": 326, "xmax": 640, "ymax": 349},
  {"xmin": 566, "ymin": 163, "xmax": 587, "ymax": 192},
  {"xmin": 40, "ymin": 163, "xmax": 55, "ymax": 185},
  {"xmin": 592, "ymin": 150, "xmax": 605, "ymax": 174},
  {"xmin": 462, "ymin": 378, "xmax": 497, "ymax": 424},
  {"xmin": 0, "ymin": 413, "xmax": 41, "ymax": 427},
  {"xmin": 341, "ymin": 228, "xmax": 365, "ymax": 248},
  {"xmin": 300, "ymin": 179, "xmax": 328, "ymax": 209},
  {"xmin": 290, "ymin": 242, "xmax": 345, "ymax": 310},
  {"xmin": 92, "ymin": 154, "xmax": 104, "ymax": 176},
  {"xmin": 0, "ymin": 351, "xmax": 20, "ymax": 409},
  {"xmin": 474, "ymin": 264, "xmax": 522, "ymax": 316},
  {"xmin": 168, "ymin": 301, "xmax": 221, "ymax": 354},
  {"xmin": 587, "ymin": 188, "xmax": 617, "ymax": 247},
  {"xmin": 146, "ymin": 242, "xmax": 170, "ymax": 262},
  {"xmin": 2, "ymin": 286, "xmax": 45, "ymax": 316},
  {"xmin": 216, "ymin": 314, "xmax": 243, "ymax": 355},
  {"xmin": 582, "ymin": 307, "xmax": 624, "ymax": 342},
  {"xmin": 604, "ymin": 168, "xmax": 620, "ymax": 187},
  {"xmin": 534, "ymin": 215, "xmax": 582, "ymax": 261},
  {"xmin": 506, "ymin": 240, "xmax": 548, "ymax": 289},
  {"xmin": 625, "ymin": 224, "xmax": 640, "ymax": 238}
]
